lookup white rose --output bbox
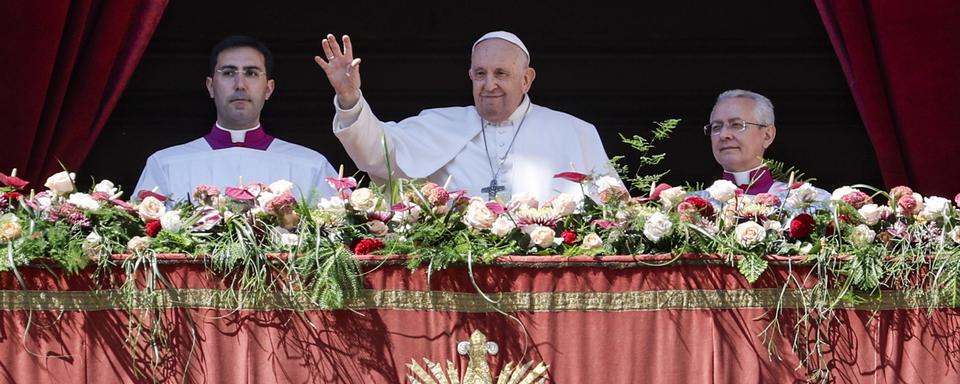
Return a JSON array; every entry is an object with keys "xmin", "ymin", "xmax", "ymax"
[
  {"xmin": 268, "ymin": 179, "xmax": 295, "ymax": 195},
  {"xmin": 160, "ymin": 210, "xmax": 183, "ymax": 233},
  {"xmin": 921, "ymin": 196, "xmax": 951, "ymax": 220},
  {"xmin": 830, "ymin": 186, "xmax": 858, "ymax": 201},
  {"xmin": 127, "ymin": 236, "xmax": 151, "ymax": 253},
  {"xmin": 526, "ymin": 225, "xmax": 557, "ymax": 248},
  {"xmin": 849, "ymin": 224, "xmax": 876, "ymax": 247},
  {"xmin": 137, "ymin": 196, "xmax": 166, "ymax": 222},
  {"xmin": 44, "ymin": 171, "xmax": 75, "ymax": 195},
  {"xmin": 93, "ymin": 180, "xmax": 122, "ymax": 199},
  {"xmin": 858, "ymin": 204, "xmax": 883, "ymax": 226},
  {"xmin": 949, "ymin": 227, "xmax": 960, "ymax": 245},
  {"xmin": 510, "ymin": 192, "xmax": 539, "ymax": 209},
  {"xmin": 0, "ymin": 214, "xmax": 22, "ymax": 242},
  {"xmin": 581, "ymin": 232, "xmax": 603, "ymax": 249},
  {"xmin": 785, "ymin": 183, "xmax": 819, "ymax": 209},
  {"xmin": 706, "ymin": 179, "xmax": 738, "ymax": 202},
  {"xmin": 735, "ymin": 221, "xmax": 767, "ymax": 247},
  {"xmin": 349, "ymin": 188, "xmax": 377, "ymax": 212},
  {"xmin": 548, "ymin": 193, "xmax": 579, "ymax": 217},
  {"xmin": 658, "ymin": 186, "xmax": 687, "ymax": 209},
  {"xmin": 643, "ymin": 212, "xmax": 674, "ymax": 242},
  {"xmin": 366, "ymin": 220, "xmax": 389, "ymax": 236},
  {"xmin": 67, "ymin": 193, "xmax": 100, "ymax": 211},
  {"xmin": 490, "ymin": 215, "xmax": 517, "ymax": 237},
  {"xmin": 463, "ymin": 198, "xmax": 497, "ymax": 230}
]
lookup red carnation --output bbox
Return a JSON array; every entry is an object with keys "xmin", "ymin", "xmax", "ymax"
[
  {"xmin": 788, "ymin": 214, "xmax": 816, "ymax": 239},
  {"xmin": 145, "ymin": 220, "xmax": 162, "ymax": 238},
  {"xmin": 352, "ymin": 238, "xmax": 385, "ymax": 255},
  {"xmin": 561, "ymin": 230, "xmax": 577, "ymax": 245}
]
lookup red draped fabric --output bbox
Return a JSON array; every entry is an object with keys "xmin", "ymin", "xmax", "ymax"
[
  {"xmin": 0, "ymin": 0, "xmax": 167, "ymax": 186},
  {"xmin": 815, "ymin": 0, "xmax": 960, "ymax": 196},
  {"xmin": 1, "ymin": 255, "xmax": 958, "ymax": 383}
]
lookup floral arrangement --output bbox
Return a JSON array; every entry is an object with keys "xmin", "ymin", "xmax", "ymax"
[{"xmin": 3, "ymin": 121, "xmax": 960, "ymax": 381}]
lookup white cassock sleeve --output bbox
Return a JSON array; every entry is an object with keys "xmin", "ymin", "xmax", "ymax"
[{"xmin": 133, "ymin": 154, "xmax": 170, "ymax": 196}]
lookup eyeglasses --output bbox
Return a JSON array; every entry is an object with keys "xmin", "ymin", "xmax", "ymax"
[
  {"xmin": 703, "ymin": 120, "xmax": 768, "ymax": 136},
  {"xmin": 215, "ymin": 67, "xmax": 266, "ymax": 80}
]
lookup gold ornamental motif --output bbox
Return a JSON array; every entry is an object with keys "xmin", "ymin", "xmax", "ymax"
[{"xmin": 407, "ymin": 330, "xmax": 549, "ymax": 384}]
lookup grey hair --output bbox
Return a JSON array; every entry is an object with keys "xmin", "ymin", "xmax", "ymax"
[{"xmin": 713, "ymin": 89, "xmax": 775, "ymax": 126}]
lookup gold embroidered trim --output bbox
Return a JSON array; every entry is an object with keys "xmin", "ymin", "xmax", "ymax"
[{"xmin": 0, "ymin": 288, "xmax": 948, "ymax": 312}]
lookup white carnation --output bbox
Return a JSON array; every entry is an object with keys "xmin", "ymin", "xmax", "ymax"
[
  {"xmin": 269, "ymin": 179, "xmax": 295, "ymax": 195},
  {"xmin": 160, "ymin": 210, "xmax": 183, "ymax": 233},
  {"xmin": 706, "ymin": 179, "xmax": 738, "ymax": 202},
  {"xmin": 785, "ymin": 183, "xmax": 819, "ymax": 209},
  {"xmin": 857, "ymin": 204, "xmax": 883, "ymax": 226},
  {"xmin": 67, "ymin": 193, "xmax": 100, "ymax": 211},
  {"xmin": 548, "ymin": 193, "xmax": 579, "ymax": 217}
]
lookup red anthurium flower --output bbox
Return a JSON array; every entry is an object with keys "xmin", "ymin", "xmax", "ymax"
[
  {"xmin": 351, "ymin": 238, "xmax": 385, "ymax": 255},
  {"xmin": 553, "ymin": 172, "xmax": 590, "ymax": 184},
  {"xmin": 225, "ymin": 186, "xmax": 255, "ymax": 201},
  {"xmin": 0, "ymin": 172, "xmax": 29, "ymax": 190},
  {"xmin": 4, "ymin": 191, "xmax": 23, "ymax": 202},
  {"xmin": 145, "ymin": 220, "xmax": 162, "ymax": 237},
  {"xmin": 789, "ymin": 214, "xmax": 816, "ymax": 239},
  {"xmin": 485, "ymin": 202, "xmax": 506, "ymax": 215},
  {"xmin": 325, "ymin": 176, "xmax": 357, "ymax": 190},
  {"xmin": 561, "ymin": 230, "xmax": 577, "ymax": 245},
  {"xmin": 137, "ymin": 190, "xmax": 168, "ymax": 202}
]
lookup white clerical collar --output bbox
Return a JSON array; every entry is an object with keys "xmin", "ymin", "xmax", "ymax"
[
  {"xmin": 484, "ymin": 95, "xmax": 531, "ymax": 127},
  {"xmin": 215, "ymin": 122, "xmax": 262, "ymax": 143},
  {"xmin": 724, "ymin": 164, "xmax": 766, "ymax": 185}
]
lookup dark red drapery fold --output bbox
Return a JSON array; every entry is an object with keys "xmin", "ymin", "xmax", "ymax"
[
  {"xmin": 0, "ymin": 0, "xmax": 167, "ymax": 186},
  {"xmin": 815, "ymin": 0, "xmax": 960, "ymax": 196}
]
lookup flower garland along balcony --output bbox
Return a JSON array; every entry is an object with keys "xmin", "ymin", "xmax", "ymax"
[{"xmin": 1, "ymin": 120, "xmax": 959, "ymax": 382}]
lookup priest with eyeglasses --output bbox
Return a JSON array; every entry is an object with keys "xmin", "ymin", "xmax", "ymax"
[
  {"xmin": 135, "ymin": 35, "xmax": 339, "ymax": 201},
  {"xmin": 315, "ymin": 31, "xmax": 619, "ymax": 203},
  {"xmin": 704, "ymin": 89, "xmax": 828, "ymax": 199}
]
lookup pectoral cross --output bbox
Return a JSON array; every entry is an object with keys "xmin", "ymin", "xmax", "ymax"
[{"xmin": 481, "ymin": 179, "xmax": 505, "ymax": 200}]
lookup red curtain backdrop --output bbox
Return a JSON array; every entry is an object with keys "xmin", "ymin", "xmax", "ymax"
[
  {"xmin": 0, "ymin": 0, "xmax": 167, "ymax": 186},
  {"xmin": 815, "ymin": 0, "xmax": 960, "ymax": 197}
]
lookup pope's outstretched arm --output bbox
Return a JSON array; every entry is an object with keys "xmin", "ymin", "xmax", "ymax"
[{"xmin": 315, "ymin": 34, "xmax": 399, "ymax": 181}]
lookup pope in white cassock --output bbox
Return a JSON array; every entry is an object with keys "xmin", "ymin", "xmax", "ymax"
[
  {"xmin": 135, "ymin": 35, "xmax": 338, "ymax": 201},
  {"xmin": 314, "ymin": 31, "xmax": 618, "ymax": 203}
]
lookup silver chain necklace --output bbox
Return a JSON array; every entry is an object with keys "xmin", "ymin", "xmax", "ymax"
[{"xmin": 480, "ymin": 102, "xmax": 531, "ymax": 200}]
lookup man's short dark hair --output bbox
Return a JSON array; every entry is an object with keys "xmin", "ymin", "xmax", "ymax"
[{"xmin": 209, "ymin": 35, "xmax": 274, "ymax": 78}]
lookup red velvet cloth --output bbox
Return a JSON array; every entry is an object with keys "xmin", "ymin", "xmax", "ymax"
[
  {"xmin": 1, "ymin": 256, "xmax": 958, "ymax": 383},
  {"xmin": 815, "ymin": 0, "xmax": 960, "ymax": 196},
  {"xmin": 0, "ymin": 0, "xmax": 167, "ymax": 186}
]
